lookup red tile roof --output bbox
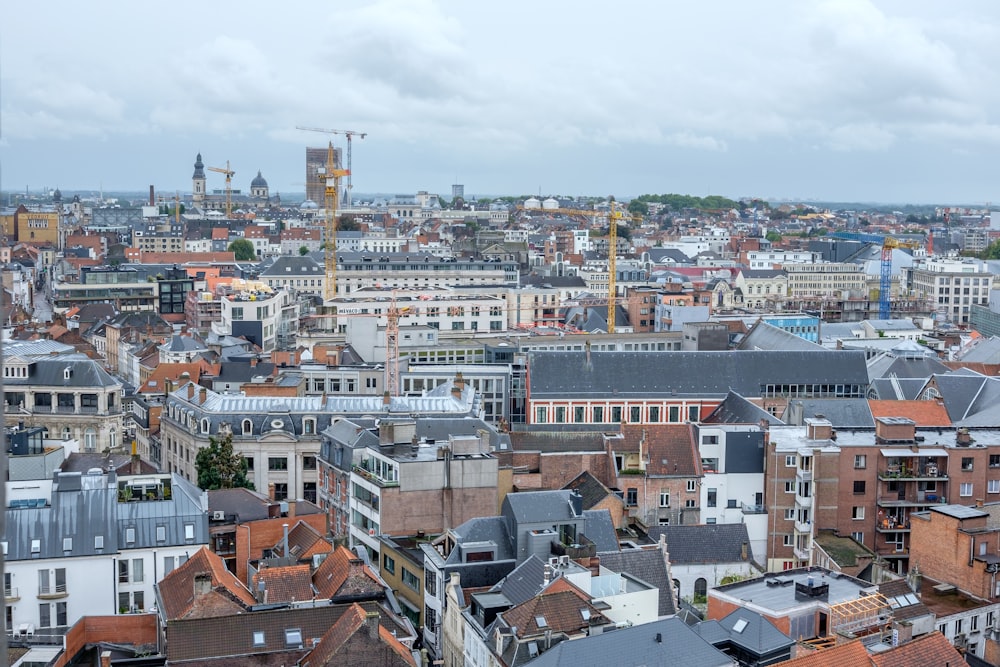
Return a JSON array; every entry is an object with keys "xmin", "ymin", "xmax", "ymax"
[
  {"xmin": 870, "ymin": 632, "xmax": 964, "ymax": 667},
  {"xmin": 775, "ymin": 640, "xmax": 870, "ymax": 667},
  {"xmin": 158, "ymin": 546, "xmax": 257, "ymax": 620},
  {"xmin": 252, "ymin": 564, "xmax": 314, "ymax": 604},
  {"xmin": 868, "ymin": 400, "xmax": 951, "ymax": 427},
  {"xmin": 621, "ymin": 424, "xmax": 700, "ymax": 476},
  {"xmin": 305, "ymin": 603, "xmax": 415, "ymax": 667},
  {"xmin": 500, "ymin": 577, "xmax": 608, "ymax": 638}
]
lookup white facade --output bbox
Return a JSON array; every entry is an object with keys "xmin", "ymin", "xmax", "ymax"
[{"xmin": 747, "ymin": 250, "xmax": 820, "ymax": 270}]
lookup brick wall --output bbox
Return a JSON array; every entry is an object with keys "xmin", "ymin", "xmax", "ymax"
[
  {"xmin": 234, "ymin": 509, "xmax": 328, "ymax": 583},
  {"xmin": 910, "ymin": 509, "xmax": 994, "ymax": 600},
  {"xmin": 55, "ymin": 614, "xmax": 158, "ymax": 667}
]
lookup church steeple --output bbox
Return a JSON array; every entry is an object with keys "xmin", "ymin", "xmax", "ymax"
[{"xmin": 192, "ymin": 152, "xmax": 206, "ymax": 204}]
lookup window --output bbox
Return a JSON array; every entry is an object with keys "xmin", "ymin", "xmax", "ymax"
[
  {"xmin": 626, "ymin": 488, "xmax": 638, "ymax": 507},
  {"xmin": 535, "ymin": 407, "xmax": 548, "ymax": 424},
  {"xmin": 555, "ymin": 407, "xmax": 566, "ymax": 423},
  {"xmin": 963, "ymin": 457, "xmax": 975, "ymax": 472},
  {"xmin": 62, "ymin": 537, "xmax": 72, "ymax": 552},
  {"xmin": 630, "ymin": 406, "xmax": 641, "ymax": 423},
  {"xmin": 39, "ymin": 604, "xmax": 51, "ymax": 628},
  {"xmin": 852, "ymin": 506, "xmax": 865, "ymax": 520},
  {"xmin": 853, "ymin": 480, "xmax": 866, "ymax": 494},
  {"xmin": 649, "ymin": 406, "xmax": 660, "ymax": 422},
  {"xmin": 668, "ymin": 406, "xmax": 680, "ymax": 422},
  {"xmin": 593, "ymin": 406, "xmax": 604, "ymax": 423},
  {"xmin": 685, "ymin": 499, "xmax": 697, "ymax": 508},
  {"xmin": 125, "ymin": 528, "xmax": 135, "ymax": 545},
  {"xmin": 784, "ymin": 509, "xmax": 795, "ymax": 520},
  {"xmin": 688, "ymin": 406, "xmax": 700, "ymax": 421},
  {"xmin": 184, "ymin": 524, "xmax": 195, "ymax": 541},
  {"xmin": 402, "ymin": 568, "xmax": 420, "ymax": 592},
  {"xmin": 284, "ymin": 629, "xmax": 303, "ymax": 648},
  {"xmin": 706, "ymin": 518, "xmax": 717, "ymax": 524},
  {"xmin": 383, "ymin": 554, "xmax": 396, "ymax": 575},
  {"xmin": 95, "ymin": 535, "xmax": 104, "ymax": 550},
  {"xmin": 659, "ymin": 491, "xmax": 670, "ymax": 507},
  {"xmin": 156, "ymin": 526, "xmax": 166, "ymax": 542},
  {"xmin": 424, "ymin": 569, "xmax": 437, "ymax": 597},
  {"xmin": 785, "ymin": 455, "xmax": 797, "ymax": 467},
  {"xmin": 707, "ymin": 488, "xmax": 717, "ymax": 508},
  {"xmin": 990, "ymin": 480, "xmax": 1000, "ymax": 494},
  {"xmin": 851, "ymin": 531, "xmax": 864, "ymax": 543},
  {"xmin": 991, "ymin": 455, "xmax": 1000, "ymax": 468},
  {"xmin": 268, "ymin": 457, "xmax": 288, "ymax": 471},
  {"xmin": 242, "ymin": 419, "xmax": 253, "ymax": 435},
  {"xmin": 854, "ymin": 454, "xmax": 866, "ymax": 469},
  {"xmin": 574, "ymin": 407, "xmax": 585, "ymax": 423},
  {"xmin": 783, "ymin": 535, "xmax": 794, "ymax": 547},
  {"xmin": 961, "ymin": 482, "xmax": 973, "ymax": 497},
  {"xmin": 273, "ymin": 483, "xmax": 288, "ymax": 500},
  {"xmin": 702, "ymin": 434, "xmax": 719, "ymax": 445},
  {"xmin": 727, "ymin": 499, "xmax": 738, "ymax": 509},
  {"xmin": 686, "ymin": 480, "xmax": 696, "ymax": 493},
  {"xmin": 253, "ymin": 631, "xmax": 265, "ymax": 647},
  {"xmin": 303, "ymin": 456, "xmax": 317, "ymax": 470},
  {"xmin": 784, "ymin": 481, "xmax": 795, "ymax": 494},
  {"xmin": 612, "ymin": 406, "xmax": 623, "ymax": 423}
]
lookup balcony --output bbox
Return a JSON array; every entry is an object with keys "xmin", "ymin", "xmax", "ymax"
[
  {"xmin": 741, "ymin": 503, "xmax": 767, "ymax": 515},
  {"xmin": 4, "ymin": 587, "xmax": 19, "ymax": 602},
  {"xmin": 796, "ymin": 469, "xmax": 813, "ymax": 482},
  {"xmin": 352, "ymin": 465, "xmax": 399, "ymax": 488},
  {"xmin": 794, "ymin": 518, "xmax": 812, "ymax": 534},
  {"xmin": 793, "ymin": 546, "xmax": 811, "ymax": 561},
  {"xmin": 879, "ymin": 467, "xmax": 947, "ymax": 482},
  {"xmin": 877, "ymin": 493, "xmax": 945, "ymax": 508},
  {"xmin": 37, "ymin": 584, "xmax": 67, "ymax": 600},
  {"xmin": 795, "ymin": 492, "xmax": 811, "ymax": 509},
  {"xmin": 875, "ymin": 518, "xmax": 911, "ymax": 533}
]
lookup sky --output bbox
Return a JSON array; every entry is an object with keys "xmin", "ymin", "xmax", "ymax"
[{"xmin": 3, "ymin": 1, "xmax": 1000, "ymax": 204}]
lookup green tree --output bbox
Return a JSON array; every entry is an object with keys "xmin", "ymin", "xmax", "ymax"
[
  {"xmin": 228, "ymin": 238, "xmax": 256, "ymax": 261},
  {"xmin": 765, "ymin": 230, "xmax": 783, "ymax": 243},
  {"xmin": 982, "ymin": 240, "xmax": 1000, "ymax": 259},
  {"xmin": 298, "ymin": 245, "xmax": 309, "ymax": 256},
  {"xmin": 195, "ymin": 432, "xmax": 253, "ymax": 491},
  {"xmin": 627, "ymin": 199, "xmax": 649, "ymax": 217},
  {"xmin": 338, "ymin": 214, "xmax": 361, "ymax": 232}
]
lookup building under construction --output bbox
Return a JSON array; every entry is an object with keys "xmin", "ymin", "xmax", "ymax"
[{"xmin": 305, "ymin": 146, "xmax": 343, "ymax": 205}]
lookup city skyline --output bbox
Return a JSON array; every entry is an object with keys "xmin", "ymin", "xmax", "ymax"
[{"xmin": 4, "ymin": 1, "xmax": 1000, "ymax": 204}]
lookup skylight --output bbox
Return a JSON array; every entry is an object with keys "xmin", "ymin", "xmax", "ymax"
[
  {"xmin": 733, "ymin": 619, "xmax": 749, "ymax": 634},
  {"xmin": 535, "ymin": 615, "xmax": 547, "ymax": 628}
]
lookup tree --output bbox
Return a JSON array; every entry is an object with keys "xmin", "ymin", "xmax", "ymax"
[
  {"xmin": 195, "ymin": 432, "xmax": 253, "ymax": 491},
  {"xmin": 627, "ymin": 199, "xmax": 649, "ymax": 217},
  {"xmin": 982, "ymin": 240, "xmax": 1000, "ymax": 259},
  {"xmin": 765, "ymin": 230, "xmax": 783, "ymax": 243},
  {"xmin": 228, "ymin": 238, "xmax": 256, "ymax": 261},
  {"xmin": 338, "ymin": 214, "xmax": 360, "ymax": 232},
  {"xmin": 298, "ymin": 245, "xmax": 309, "ymax": 256}
]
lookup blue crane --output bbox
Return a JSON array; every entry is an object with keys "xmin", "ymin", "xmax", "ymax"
[{"xmin": 828, "ymin": 232, "xmax": 921, "ymax": 319}]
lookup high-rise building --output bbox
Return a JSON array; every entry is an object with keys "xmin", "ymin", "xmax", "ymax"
[
  {"xmin": 305, "ymin": 146, "xmax": 342, "ymax": 206},
  {"xmin": 451, "ymin": 183, "xmax": 464, "ymax": 201}
]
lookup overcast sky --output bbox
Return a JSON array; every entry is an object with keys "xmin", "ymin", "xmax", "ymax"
[{"xmin": 3, "ymin": 1, "xmax": 1000, "ymax": 204}]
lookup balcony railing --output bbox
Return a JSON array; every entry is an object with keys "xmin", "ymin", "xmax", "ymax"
[
  {"xmin": 877, "ymin": 494, "xmax": 945, "ymax": 507},
  {"xmin": 4, "ymin": 587, "xmax": 18, "ymax": 601},
  {"xmin": 879, "ymin": 468, "xmax": 946, "ymax": 481},
  {"xmin": 741, "ymin": 503, "xmax": 767, "ymax": 515},
  {"xmin": 796, "ymin": 469, "xmax": 813, "ymax": 482},
  {"xmin": 793, "ymin": 546, "xmax": 811, "ymax": 561},
  {"xmin": 37, "ymin": 584, "xmax": 67, "ymax": 599}
]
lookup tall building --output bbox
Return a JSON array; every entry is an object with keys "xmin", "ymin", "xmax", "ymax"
[
  {"xmin": 451, "ymin": 183, "xmax": 464, "ymax": 201},
  {"xmin": 192, "ymin": 152, "xmax": 206, "ymax": 204},
  {"xmin": 306, "ymin": 146, "xmax": 342, "ymax": 206}
]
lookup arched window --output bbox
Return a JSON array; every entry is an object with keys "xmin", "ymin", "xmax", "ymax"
[
  {"xmin": 109, "ymin": 428, "xmax": 117, "ymax": 452},
  {"xmin": 201, "ymin": 419, "xmax": 210, "ymax": 434},
  {"xmin": 62, "ymin": 427, "xmax": 71, "ymax": 441},
  {"xmin": 304, "ymin": 418, "xmax": 315, "ymax": 435},
  {"xmin": 673, "ymin": 578, "xmax": 681, "ymax": 601},
  {"xmin": 694, "ymin": 577, "xmax": 708, "ymax": 602},
  {"xmin": 242, "ymin": 419, "xmax": 253, "ymax": 435},
  {"xmin": 84, "ymin": 428, "xmax": 97, "ymax": 452}
]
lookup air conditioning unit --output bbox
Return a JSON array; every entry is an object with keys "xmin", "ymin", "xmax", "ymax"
[{"xmin": 212, "ymin": 511, "xmax": 226, "ymax": 520}]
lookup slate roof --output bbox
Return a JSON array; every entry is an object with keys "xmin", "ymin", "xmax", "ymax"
[
  {"xmin": 596, "ymin": 548, "xmax": 677, "ymax": 617},
  {"xmin": 158, "ymin": 546, "xmax": 257, "ymax": 620},
  {"xmin": 869, "ymin": 377, "xmax": 930, "ymax": 401},
  {"xmin": 258, "ymin": 254, "xmax": 324, "ymax": 277},
  {"xmin": 4, "ymin": 355, "xmax": 123, "ymax": 389},
  {"xmin": 503, "ymin": 490, "xmax": 581, "ymax": 525},
  {"xmin": 207, "ymin": 487, "xmax": 275, "ymax": 522},
  {"xmin": 493, "ymin": 555, "xmax": 547, "ymax": 607},
  {"xmin": 562, "ymin": 471, "xmax": 617, "ymax": 510},
  {"xmin": 958, "ymin": 336, "xmax": 1000, "ymax": 364},
  {"xmin": 446, "ymin": 516, "xmax": 516, "ymax": 564},
  {"xmin": 582, "ymin": 510, "xmax": 619, "ymax": 553},
  {"xmin": 527, "ymin": 350, "xmax": 868, "ymax": 399},
  {"xmin": 523, "ymin": 617, "xmax": 731, "ymax": 667},
  {"xmin": 783, "ymin": 398, "xmax": 875, "ymax": 429},
  {"xmin": 510, "ymin": 430, "xmax": 607, "ymax": 453},
  {"xmin": 647, "ymin": 248, "xmax": 695, "ymax": 264},
  {"xmin": 928, "ymin": 369, "xmax": 1000, "ymax": 426},
  {"xmin": 738, "ymin": 269, "xmax": 786, "ymax": 279},
  {"xmin": 698, "ymin": 607, "xmax": 794, "ymax": 656},
  {"xmin": 703, "ymin": 390, "xmax": 784, "ymax": 425},
  {"xmin": 866, "ymin": 349, "xmax": 949, "ymax": 381},
  {"xmin": 737, "ymin": 321, "xmax": 824, "ymax": 352},
  {"xmin": 162, "ymin": 334, "xmax": 208, "ymax": 353},
  {"xmin": 646, "ymin": 524, "xmax": 753, "ymax": 565}
]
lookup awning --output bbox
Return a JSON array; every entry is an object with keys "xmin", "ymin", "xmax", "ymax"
[{"xmin": 880, "ymin": 448, "xmax": 948, "ymax": 458}]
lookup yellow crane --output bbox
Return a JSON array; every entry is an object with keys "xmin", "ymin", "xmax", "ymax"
[
  {"xmin": 607, "ymin": 196, "xmax": 624, "ymax": 334},
  {"xmin": 296, "ymin": 126, "xmax": 367, "ymax": 207},
  {"xmin": 313, "ymin": 142, "xmax": 349, "ymax": 301},
  {"xmin": 207, "ymin": 161, "xmax": 235, "ymax": 219}
]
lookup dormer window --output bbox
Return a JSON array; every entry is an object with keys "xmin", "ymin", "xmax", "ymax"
[
  {"xmin": 63, "ymin": 367, "xmax": 72, "ymax": 380},
  {"xmin": 242, "ymin": 419, "xmax": 253, "ymax": 435}
]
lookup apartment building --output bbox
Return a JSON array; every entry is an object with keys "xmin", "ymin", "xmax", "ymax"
[
  {"xmin": 747, "ymin": 249, "xmax": 819, "ymax": 270},
  {"xmin": 783, "ymin": 262, "xmax": 867, "ymax": 298},
  {"xmin": 908, "ymin": 258, "xmax": 993, "ymax": 325},
  {"xmin": 212, "ymin": 286, "xmax": 298, "ymax": 353}
]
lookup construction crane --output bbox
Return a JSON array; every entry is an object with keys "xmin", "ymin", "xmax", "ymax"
[
  {"xmin": 311, "ymin": 142, "xmax": 350, "ymax": 301},
  {"xmin": 207, "ymin": 161, "xmax": 235, "ymax": 219},
  {"xmin": 607, "ymin": 196, "xmax": 624, "ymax": 333},
  {"xmin": 297, "ymin": 126, "xmax": 367, "ymax": 207},
  {"xmin": 829, "ymin": 231, "xmax": 923, "ymax": 319}
]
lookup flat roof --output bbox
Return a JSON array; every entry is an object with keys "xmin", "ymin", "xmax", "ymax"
[{"xmin": 713, "ymin": 568, "xmax": 876, "ymax": 614}]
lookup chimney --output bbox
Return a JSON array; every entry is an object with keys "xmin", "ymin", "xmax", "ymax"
[
  {"xmin": 250, "ymin": 357, "xmax": 258, "ymax": 368},
  {"xmin": 570, "ymin": 490, "xmax": 583, "ymax": 517},
  {"xmin": 585, "ymin": 339, "xmax": 592, "ymax": 366},
  {"xmin": 543, "ymin": 564, "xmax": 552, "ymax": 586},
  {"xmin": 268, "ymin": 482, "xmax": 276, "ymax": 501},
  {"xmin": 365, "ymin": 610, "xmax": 380, "ymax": 639},
  {"xmin": 199, "ymin": 386, "xmax": 207, "ymax": 402},
  {"xmin": 741, "ymin": 541, "xmax": 749, "ymax": 561},
  {"xmin": 977, "ymin": 499, "xmax": 985, "ymax": 508},
  {"xmin": 805, "ymin": 418, "xmax": 833, "ymax": 441},
  {"xmin": 875, "ymin": 417, "xmax": 917, "ymax": 443},
  {"xmin": 383, "ymin": 391, "xmax": 391, "ymax": 406},
  {"xmin": 193, "ymin": 573, "xmax": 212, "ymax": 596},
  {"xmin": 149, "ymin": 185, "xmax": 155, "ymax": 207},
  {"xmin": 187, "ymin": 383, "xmax": 196, "ymax": 399},
  {"xmin": 957, "ymin": 428, "xmax": 973, "ymax": 446},
  {"xmin": 283, "ymin": 523, "xmax": 290, "ymax": 557}
]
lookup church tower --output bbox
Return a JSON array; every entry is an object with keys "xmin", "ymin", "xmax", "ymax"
[{"xmin": 192, "ymin": 152, "xmax": 206, "ymax": 205}]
